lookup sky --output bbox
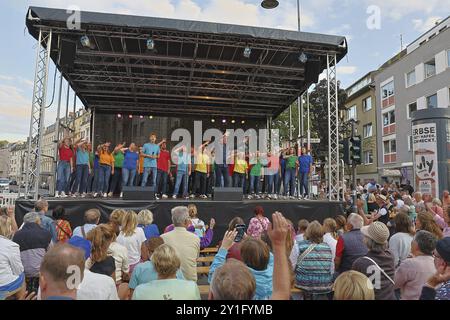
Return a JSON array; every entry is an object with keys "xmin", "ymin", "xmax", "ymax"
[{"xmin": 0, "ymin": 0, "xmax": 449, "ymax": 142}]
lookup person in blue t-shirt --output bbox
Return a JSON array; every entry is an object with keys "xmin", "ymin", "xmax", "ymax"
[
  {"xmin": 172, "ymin": 145, "xmax": 191, "ymax": 199},
  {"xmin": 140, "ymin": 134, "xmax": 160, "ymax": 188},
  {"xmin": 120, "ymin": 143, "xmax": 140, "ymax": 196},
  {"xmin": 298, "ymin": 147, "xmax": 313, "ymax": 199}
]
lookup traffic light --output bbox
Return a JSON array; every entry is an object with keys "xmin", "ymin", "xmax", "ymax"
[
  {"xmin": 350, "ymin": 135, "xmax": 362, "ymax": 165},
  {"xmin": 339, "ymin": 138, "xmax": 350, "ymax": 165}
]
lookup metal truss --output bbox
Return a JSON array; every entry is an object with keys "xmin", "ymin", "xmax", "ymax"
[
  {"xmin": 327, "ymin": 53, "xmax": 340, "ymax": 201},
  {"xmin": 25, "ymin": 29, "xmax": 52, "ymax": 199}
]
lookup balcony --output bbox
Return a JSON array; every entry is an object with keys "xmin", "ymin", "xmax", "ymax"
[
  {"xmin": 383, "ymin": 124, "xmax": 396, "ymax": 136},
  {"xmin": 384, "ymin": 153, "xmax": 397, "ymax": 163},
  {"xmin": 382, "ymin": 96, "xmax": 395, "ymax": 109}
]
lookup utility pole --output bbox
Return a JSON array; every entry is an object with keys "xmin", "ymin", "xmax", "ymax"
[{"xmin": 351, "ymin": 120, "xmax": 357, "ymax": 213}]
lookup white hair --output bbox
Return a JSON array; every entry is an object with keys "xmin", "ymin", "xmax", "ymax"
[
  {"xmin": 171, "ymin": 206, "xmax": 189, "ymax": 227},
  {"xmin": 23, "ymin": 212, "xmax": 41, "ymax": 224},
  {"xmin": 347, "ymin": 213, "xmax": 363, "ymax": 230}
]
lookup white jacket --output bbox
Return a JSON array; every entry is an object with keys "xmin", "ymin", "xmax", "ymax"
[{"xmin": 0, "ymin": 236, "xmax": 24, "ymax": 286}]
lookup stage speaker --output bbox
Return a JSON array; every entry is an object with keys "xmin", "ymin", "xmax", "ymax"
[
  {"xmin": 60, "ymin": 39, "xmax": 76, "ymax": 70},
  {"xmin": 213, "ymin": 187, "xmax": 243, "ymax": 201},
  {"xmin": 122, "ymin": 186, "xmax": 156, "ymax": 200},
  {"xmin": 305, "ymin": 60, "xmax": 322, "ymax": 83}
]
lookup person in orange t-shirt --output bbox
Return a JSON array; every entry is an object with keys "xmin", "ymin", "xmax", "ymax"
[{"xmin": 95, "ymin": 143, "xmax": 115, "ymax": 197}]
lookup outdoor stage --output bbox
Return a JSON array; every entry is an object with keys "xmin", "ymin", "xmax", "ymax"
[{"xmin": 15, "ymin": 198, "xmax": 344, "ymax": 245}]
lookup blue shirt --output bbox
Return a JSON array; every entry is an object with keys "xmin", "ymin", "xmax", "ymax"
[
  {"xmin": 298, "ymin": 154, "xmax": 313, "ymax": 173},
  {"xmin": 177, "ymin": 152, "xmax": 190, "ymax": 172},
  {"xmin": 38, "ymin": 212, "xmax": 57, "ymax": 243},
  {"xmin": 138, "ymin": 224, "xmax": 160, "ymax": 239},
  {"xmin": 76, "ymin": 149, "xmax": 89, "ymax": 165},
  {"xmin": 129, "ymin": 261, "xmax": 185, "ymax": 289},
  {"xmin": 67, "ymin": 236, "xmax": 91, "ymax": 259},
  {"xmin": 142, "ymin": 143, "xmax": 160, "ymax": 168},
  {"xmin": 123, "ymin": 150, "xmax": 139, "ymax": 170},
  {"xmin": 72, "ymin": 223, "xmax": 97, "ymax": 238}
]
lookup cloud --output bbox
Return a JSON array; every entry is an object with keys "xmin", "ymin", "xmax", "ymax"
[
  {"xmin": 0, "ymin": 84, "xmax": 31, "ymax": 138},
  {"xmin": 337, "ymin": 66, "xmax": 358, "ymax": 75},
  {"xmin": 412, "ymin": 16, "xmax": 443, "ymax": 32}
]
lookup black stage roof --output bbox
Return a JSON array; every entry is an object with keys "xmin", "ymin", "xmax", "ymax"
[{"xmin": 26, "ymin": 6, "xmax": 347, "ymax": 119}]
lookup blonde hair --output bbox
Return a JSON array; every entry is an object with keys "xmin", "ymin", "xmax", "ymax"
[
  {"xmin": 151, "ymin": 244, "xmax": 180, "ymax": 278},
  {"xmin": 323, "ymin": 218, "xmax": 338, "ymax": 239},
  {"xmin": 333, "ymin": 271, "xmax": 375, "ymax": 300},
  {"xmin": 304, "ymin": 220, "xmax": 324, "ymax": 244},
  {"xmin": 0, "ymin": 215, "xmax": 12, "ymax": 238},
  {"xmin": 137, "ymin": 210, "xmax": 154, "ymax": 225},
  {"xmin": 110, "ymin": 209, "xmax": 126, "ymax": 227},
  {"xmin": 86, "ymin": 224, "xmax": 116, "ymax": 263},
  {"xmin": 121, "ymin": 211, "xmax": 138, "ymax": 236},
  {"xmin": 188, "ymin": 204, "xmax": 198, "ymax": 218}
]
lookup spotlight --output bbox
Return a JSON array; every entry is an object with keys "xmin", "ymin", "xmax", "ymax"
[
  {"xmin": 117, "ymin": 114, "xmax": 122, "ymax": 118},
  {"xmin": 149, "ymin": 115, "xmax": 153, "ymax": 119},
  {"xmin": 139, "ymin": 115, "xmax": 144, "ymax": 119},
  {"xmin": 211, "ymin": 119, "xmax": 215, "ymax": 123},
  {"xmin": 241, "ymin": 120, "xmax": 245, "ymax": 124},
  {"xmin": 298, "ymin": 52, "xmax": 308, "ymax": 63},
  {"xmin": 146, "ymin": 38, "xmax": 155, "ymax": 50},
  {"xmin": 243, "ymin": 46, "xmax": 251, "ymax": 58},
  {"xmin": 222, "ymin": 119, "xmax": 226, "ymax": 124},
  {"xmin": 80, "ymin": 35, "xmax": 91, "ymax": 48},
  {"xmin": 128, "ymin": 115, "xmax": 133, "ymax": 119},
  {"xmin": 261, "ymin": 0, "xmax": 279, "ymax": 9},
  {"xmin": 231, "ymin": 119, "xmax": 236, "ymax": 124}
]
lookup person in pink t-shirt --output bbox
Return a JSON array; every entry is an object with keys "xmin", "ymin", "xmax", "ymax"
[{"xmin": 247, "ymin": 206, "xmax": 270, "ymax": 238}]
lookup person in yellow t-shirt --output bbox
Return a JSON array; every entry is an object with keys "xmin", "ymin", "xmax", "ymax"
[
  {"xmin": 193, "ymin": 142, "xmax": 210, "ymax": 199},
  {"xmin": 95, "ymin": 142, "xmax": 115, "ymax": 198},
  {"xmin": 233, "ymin": 151, "xmax": 248, "ymax": 189}
]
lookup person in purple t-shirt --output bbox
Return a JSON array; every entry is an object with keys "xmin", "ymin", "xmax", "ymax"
[
  {"xmin": 164, "ymin": 218, "xmax": 216, "ymax": 249},
  {"xmin": 298, "ymin": 147, "xmax": 313, "ymax": 199}
]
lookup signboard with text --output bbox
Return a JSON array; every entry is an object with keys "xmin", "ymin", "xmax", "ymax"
[{"xmin": 412, "ymin": 123, "xmax": 439, "ymax": 198}]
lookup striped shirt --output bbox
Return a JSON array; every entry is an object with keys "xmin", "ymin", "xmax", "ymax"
[{"xmin": 294, "ymin": 240, "xmax": 333, "ymax": 293}]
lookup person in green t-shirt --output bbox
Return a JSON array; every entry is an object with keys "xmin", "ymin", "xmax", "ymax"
[
  {"xmin": 108, "ymin": 143, "xmax": 125, "ymax": 197},
  {"xmin": 248, "ymin": 152, "xmax": 262, "ymax": 199},
  {"xmin": 283, "ymin": 147, "xmax": 298, "ymax": 198}
]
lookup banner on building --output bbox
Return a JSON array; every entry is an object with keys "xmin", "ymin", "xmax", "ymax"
[{"xmin": 412, "ymin": 123, "xmax": 439, "ymax": 198}]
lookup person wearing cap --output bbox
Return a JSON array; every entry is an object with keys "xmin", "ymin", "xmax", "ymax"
[
  {"xmin": 420, "ymin": 237, "xmax": 450, "ymax": 300},
  {"xmin": 370, "ymin": 194, "xmax": 390, "ymax": 225},
  {"xmin": 352, "ymin": 221, "xmax": 396, "ymax": 300}
]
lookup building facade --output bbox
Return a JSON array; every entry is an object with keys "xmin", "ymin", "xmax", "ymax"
[
  {"xmin": 344, "ymin": 71, "xmax": 378, "ymax": 183},
  {"xmin": 0, "ymin": 147, "xmax": 10, "ymax": 178},
  {"xmin": 374, "ymin": 18, "xmax": 450, "ymax": 184},
  {"xmin": 9, "ymin": 142, "xmax": 27, "ymax": 184}
]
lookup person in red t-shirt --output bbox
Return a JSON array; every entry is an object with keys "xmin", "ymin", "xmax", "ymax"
[
  {"xmin": 156, "ymin": 140, "xmax": 171, "ymax": 198},
  {"xmin": 56, "ymin": 137, "xmax": 74, "ymax": 197}
]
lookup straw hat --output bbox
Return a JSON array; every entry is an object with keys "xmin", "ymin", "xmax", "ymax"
[{"xmin": 360, "ymin": 222, "xmax": 390, "ymax": 244}]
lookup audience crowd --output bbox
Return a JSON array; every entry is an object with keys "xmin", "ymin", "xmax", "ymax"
[{"xmin": 0, "ymin": 184, "xmax": 449, "ymax": 300}]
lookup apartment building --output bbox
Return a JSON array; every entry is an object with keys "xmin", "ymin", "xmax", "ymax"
[
  {"xmin": 374, "ymin": 17, "xmax": 450, "ymax": 184},
  {"xmin": 9, "ymin": 142, "xmax": 27, "ymax": 184},
  {"xmin": 344, "ymin": 71, "xmax": 378, "ymax": 183},
  {"xmin": 0, "ymin": 147, "xmax": 10, "ymax": 178}
]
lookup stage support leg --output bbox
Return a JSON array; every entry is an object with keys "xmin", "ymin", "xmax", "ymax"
[
  {"xmin": 25, "ymin": 29, "xmax": 53, "ymax": 200},
  {"xmin": 326, "ymin": 53, "xmax": 340, "ymax": 201}
]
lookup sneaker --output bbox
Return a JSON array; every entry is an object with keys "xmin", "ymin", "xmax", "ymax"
[
  {"xmin": 172, "ymin": 195, "xmax": 177, "ymax": 199},
  {"xmin": 290, "ymin": 196, "xmax": 296, "ymax": 200},
  {"xmin": 71, "ymin": 193, "xmax": 78, "ymax": 198},
  {"xmin": 93, "ymin": 192, "xmax": 98, "ymax": 198},
  {"xmin": 200, "ymin": 194, "xmax": 207, "ymax": 199},
  {"xmin": 81, "ymin": 193, "xmax": 86, "ymax": 198},
  {"xmin": 189, "ymin": 194, "xmax": 195, "ymax": 199},
  {"xmin": 273, "ymin": 194, "xmax": 278, "ymax": 200},
  {"xmin": 108, "ymin": 192, "xmax": 113, "ymax": 197},
  {"xmin": 162, "ymin": 194, "xmax": 168, "ymax": 199},
  {"xmin": 184, "ymin": 196, "xmax": 190, "ymax": 200},
  {"xmin": 255, "ymin": 194, "xmax": 261, "ymax": 199},
  {"xmin": 54, "ymin": 192, "xmax": 60, "ymax": 198},
  {"xmin": 298, "ymin": 195, "xmax": 303, "ymax": 200},
  {"xmin": 119, "ymin": 192, "xmax": 123, "ymax": 198},
  {"xmin": 304, "ymin": 195, "xmax": 310, "ymax": 200},
  {"xmin": 103, "ymin": 193, "xmax": 108, "ymax": 198},
  {"xmin": 247, "ymin": 195, "xmax": 253, "ymax": 200},
  {"xmin": 155, "ymin": 195, "xmax": 160, "ymax": 200},
  {"xmin": 60, "ymin": 192, "xmax": 67, "ymax": 198}
]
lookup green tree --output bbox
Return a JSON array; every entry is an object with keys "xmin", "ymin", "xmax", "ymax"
[{"xmin": 0, "ymin": 140, "xmax": 9, "ymax": 148}]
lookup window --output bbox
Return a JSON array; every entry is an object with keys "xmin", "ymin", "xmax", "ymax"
[
  {"xmin": 383, "ymin": 110, "xmax": 395, "ymax": 126},
  {"xmin": 407, "ymin": 102, "xmax": 417, "ymax": 119},
  {"xmin": 381, "ymin": 81, "xmax": 394, "ymax": 99},
  {"xmin": 347, "ymin": 105, "xmax": 357, "ymax": 120},
  {"xmin": 427, "ymin": 94, "xmax": 438, "ymax": 109},
  {"xmin": 406, "ymin": 70, "xmax": 416, "ymax": 87},
  {"xmin": 425, "ymin": 58, "xmax": 436, "ymax": 78},
  {"xmin": 407, "ymin": 135, "xmax": 413, "ymax": 151},
  {"xmin": 383, "ymin": 139, "xmax": 396, "ymax": 154},
  {"xmin": 363, "ymin": 96, "xmax": 372, "ymax": 111},
  {"xmin": 364, "ymin": 150, "xmax": 373, "ymax": 165},
  {"xmin": 363, "ymin": 123, "xmax": 373, "ymax": 138}
]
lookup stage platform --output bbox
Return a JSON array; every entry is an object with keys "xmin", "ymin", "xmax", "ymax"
[{"xmin": 15, "ymin": 198, "xmax": 345, "ymax": 245}]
